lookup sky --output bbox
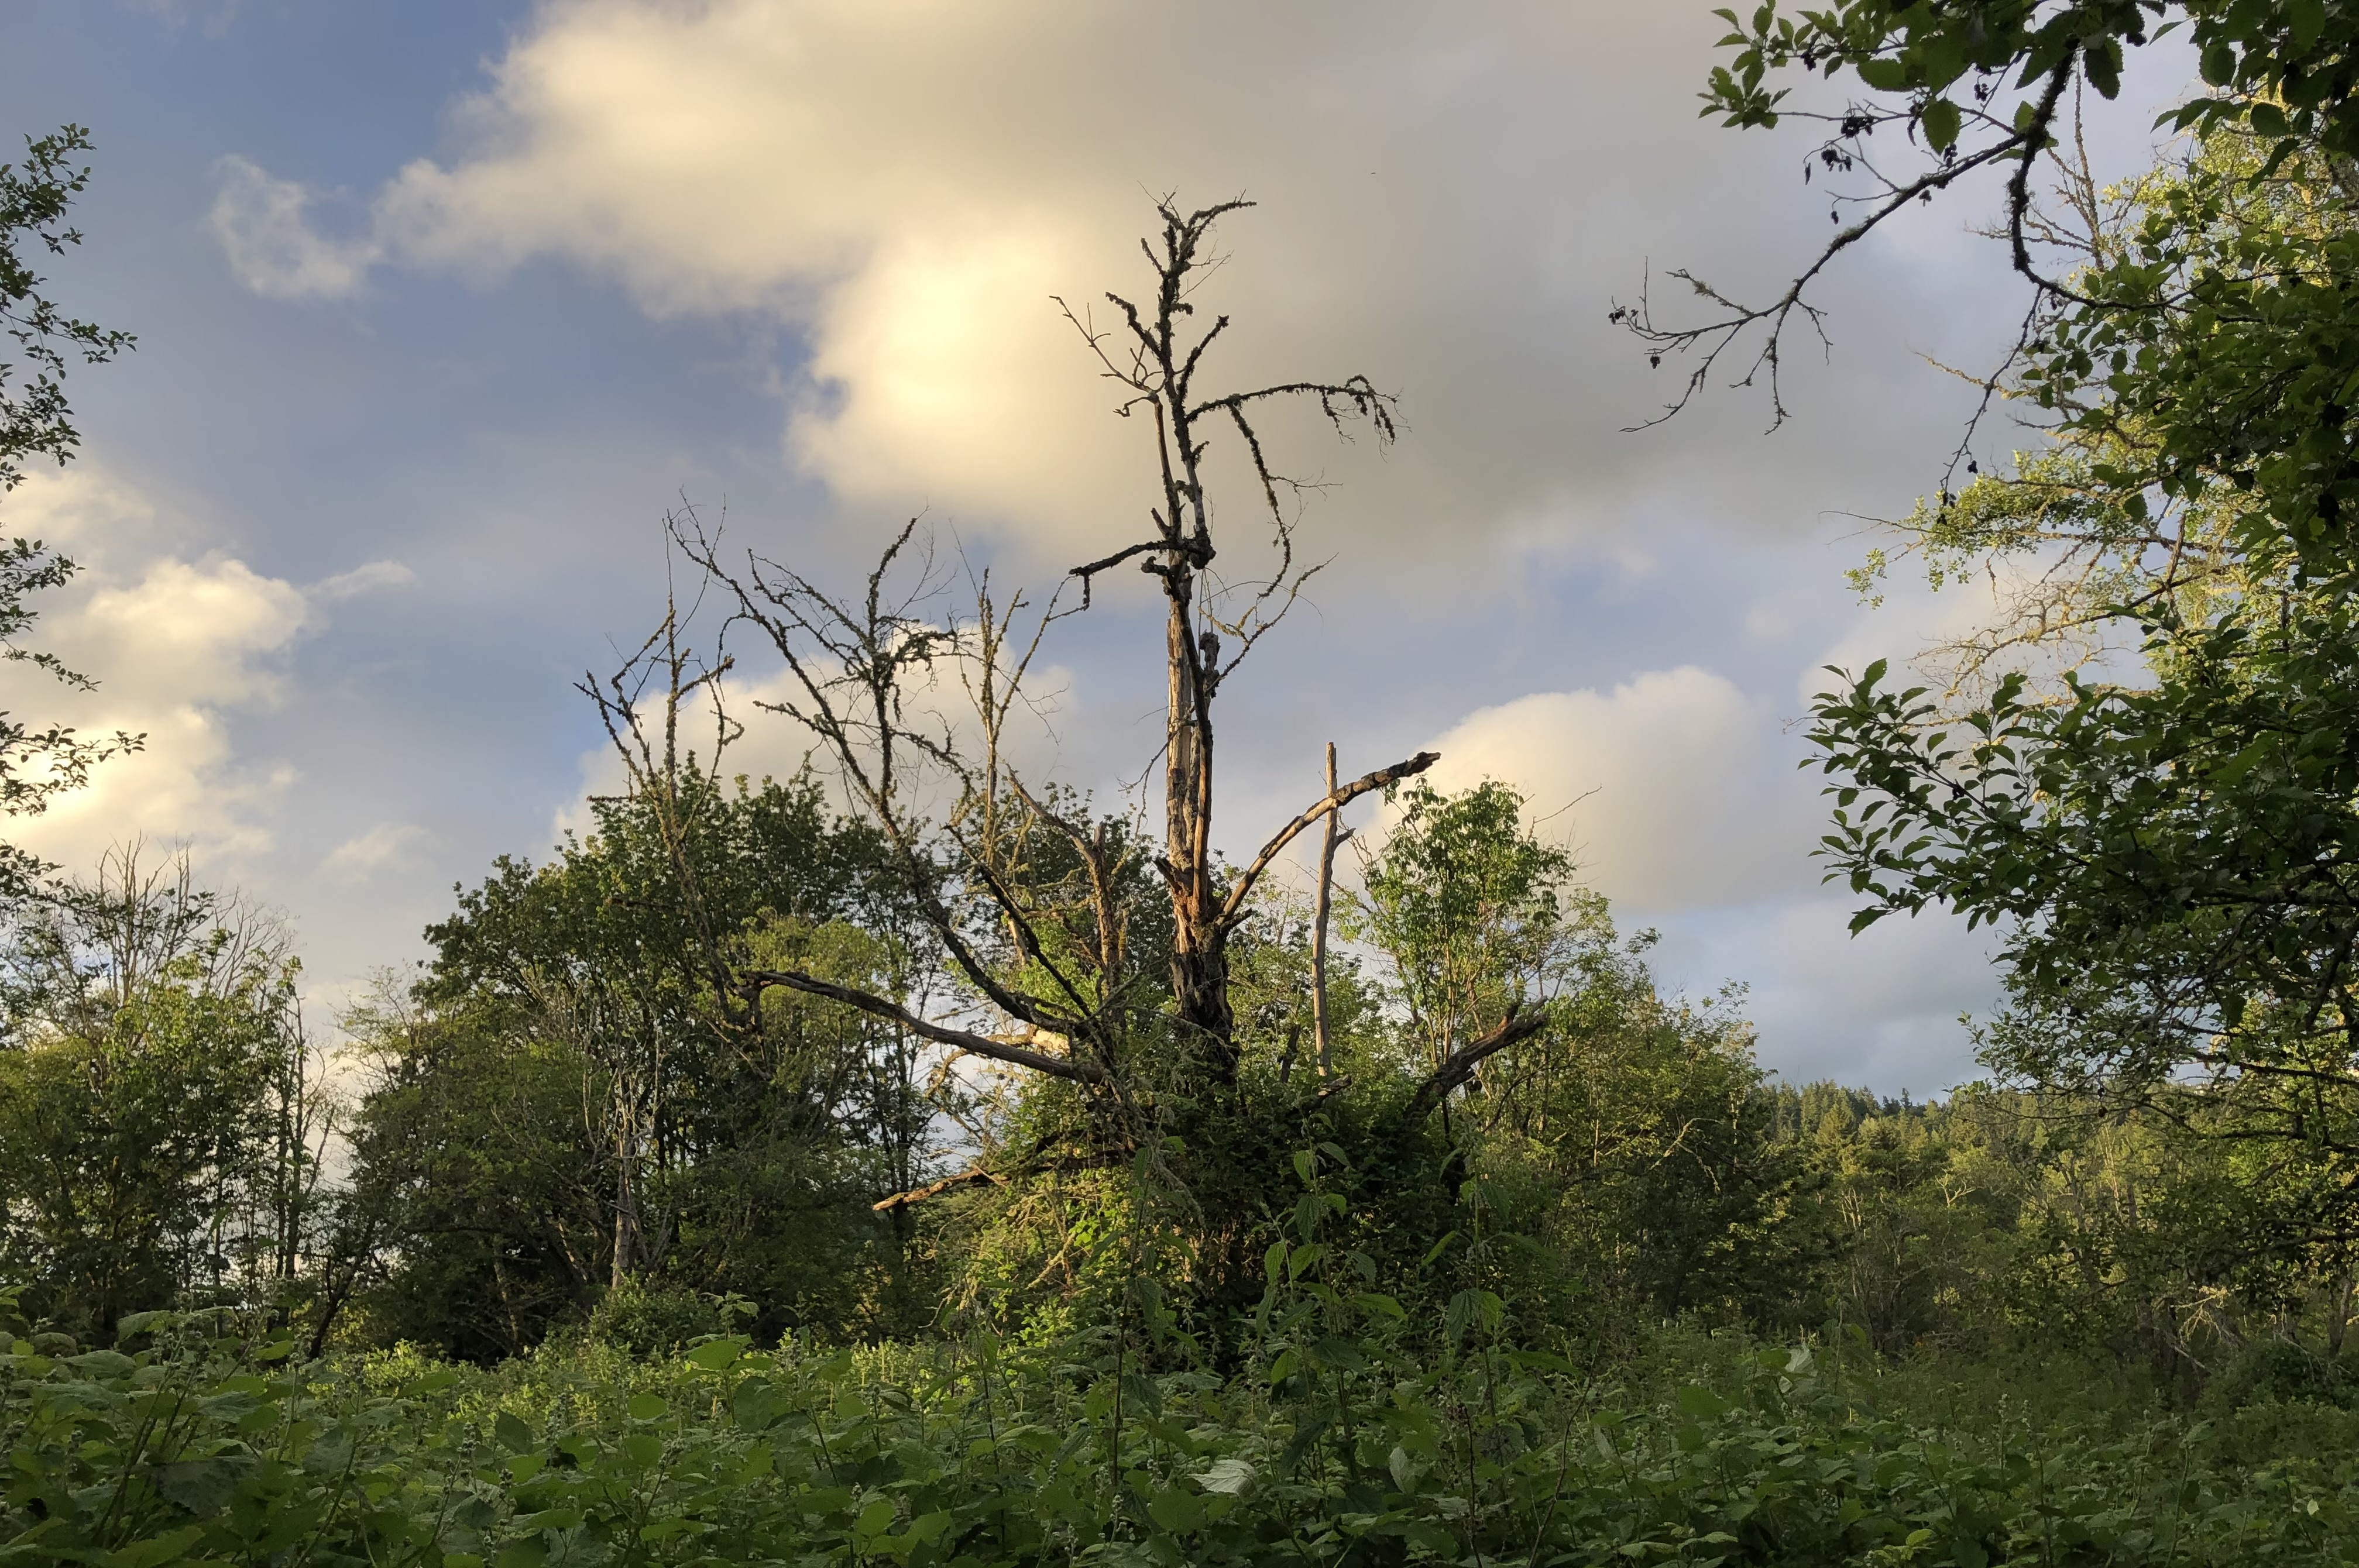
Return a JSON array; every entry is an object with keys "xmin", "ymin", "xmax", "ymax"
[{"xmin": 0, "ymin": 0, "xmax": 2195, "ymax": 1093}]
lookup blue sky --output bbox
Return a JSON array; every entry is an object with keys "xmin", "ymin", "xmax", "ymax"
[{"xmin": 0, "ymin": 0, "xmax": 2191, "ymax": 1091}]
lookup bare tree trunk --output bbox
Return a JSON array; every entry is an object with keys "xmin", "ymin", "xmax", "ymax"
[
  {"xmin": 1165, "ymin": 580, "xmax": 1234, "ymax": 1071},
  {"xmin": 1310, "ymin": 741, "xmax": 1348, "ymax": 1079},
  {"xmin": 660, "ymin": 201, "xmax": 1450, "ymax": 1137}
]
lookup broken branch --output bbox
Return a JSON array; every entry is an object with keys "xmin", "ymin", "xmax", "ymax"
[
  {"xmin": 1406, "ymin": 1005, "xmax": 1551, "ymax": 1122},
  {"xmin": 744, "ymin": 967, "xmax": 1110, "ymax": 1085}
]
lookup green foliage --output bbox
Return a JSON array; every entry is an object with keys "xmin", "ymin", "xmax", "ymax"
[
  {"xmin": 1355, "ymin": 780, "xmax": 1615, "ymax": 1073},
  {"xmin": 0, "ymin": 126, "xmax": 140, "ymax": 893},
  {"xmin": 343, "ymin": 772, "xmax": 933, "ymax": 1357},
  {"xmin": 6, "ymin": 1287, "xmax": 2359, "ymax": 1568},
  {"xmin": 1807, "ymin": 125, "xmax": 2359, "ymax": 1275},
  {"xmin": 0, "ymin": 125, "xmax": 133, "ymax": 493},
  {"xmin": 1701, "ymin": 0, "xmax": 2359, "ymax": 159}
]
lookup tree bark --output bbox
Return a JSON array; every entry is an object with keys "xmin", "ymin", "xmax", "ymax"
[
  {"xmin": 744, "ymin": 967, "xmax": 1110, "ymax": 1084},
  {"xmin": 610, "ymin": 1099, "xmax": 640, "ymax": 1290}
]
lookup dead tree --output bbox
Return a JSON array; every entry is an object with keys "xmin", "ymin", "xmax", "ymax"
[
  {"xmin": 611, "ymin": 200, "xmax": 1540, "ymax": 1203},
  {"xmin": 1060, "ymin": 199, "xmax": 1437, "ymax": 1075}
]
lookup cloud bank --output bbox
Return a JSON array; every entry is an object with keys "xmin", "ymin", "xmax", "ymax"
[{"xmin": 210, "ymin": 0, "xmax": 2000, "ymax": 577}]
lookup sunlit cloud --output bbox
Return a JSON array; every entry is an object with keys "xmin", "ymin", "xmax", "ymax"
[
  {"xmin": 1414, "ymin": 666, "xmax": 1818, "ymax": 914},
  {"xmin": 209, "ymin": 0, "xmax": 1936, "ymax": 577}
]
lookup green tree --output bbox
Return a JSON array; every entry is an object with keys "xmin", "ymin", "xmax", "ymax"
[
  {"xmin": 0, "ymin": 850, "xmax": 303, "ymax": 1340},
  {"xmin": 1807, "ymin": 129, "xmax": 2359, "ymax": 1257},
  {"xmin": 2, "ymin": 127, "xmax": 132, "ymax": 493},
  {"xmin": 1355, "ymin": 781, "xmax": 1615, "ymax": 1094},
  {"xmin": 1639, "ymin": 0, "xmax": 2359, "ymax": 1353},
  {"xmin": 1351, "ymin": 782, "xmax": 1798, "ymax": 1340},
  {"xmin": 345, "ymin": 766, "xmax": 936, "ymax": 1355}
]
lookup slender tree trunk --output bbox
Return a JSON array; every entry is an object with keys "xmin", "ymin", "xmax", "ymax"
[
  {"xmin": 610, "ymin": 1097, "xmax": 640, "ymax": 1290},
  {"xmin": 1310, "ymin": 741, "xmax": 1345, "ymax": 1078}
]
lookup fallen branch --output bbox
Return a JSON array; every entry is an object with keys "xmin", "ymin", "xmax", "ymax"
[
  {"xmin": 744, "ymin": 968, "xmax": 1109, "ymax": 1085},
  {"xmin": 1406, "ymin": 1005, "xmax": 1550, "ymax": 1121}
]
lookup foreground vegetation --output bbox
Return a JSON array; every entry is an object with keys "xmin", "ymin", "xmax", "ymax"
[{"xmin": 11, "ymin": 1281, "xmax": 2359, "ymax": 1568}]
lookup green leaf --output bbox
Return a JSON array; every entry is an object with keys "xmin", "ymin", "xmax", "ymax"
[
  {"xmin": 1920, "ymin": 97, "xmax": 1960, "ymax": 150},
  {"xmin": 154, "ymin": 1457, "xmax": 252, "ymax": 1517},
  {"xmin": 625, "ymin": 1392, "xmax": 668, "ymax": 1422},
  {"xmin": 1197, "ymin": 1457, "xmax": 1256, "ymax": 1495},
  {"xmin": 684, "ymin": 1338, "xmax": 741, "ymax": 1371},
  {"xmin": 1147, "ymin": 1485, "xmax": 1203, "ymax": 1533},
  {"xmin": 1311, "ymin": 1336, "xmax": 1369, "ymax": 1373},
  {"xmin": 2084, "ymin": 43, "xmax": 2120, "ymax": 99},
  {"xmin": 1856, "ymin": 57, "xmax": 1908, "ymax": 91},
  {"xmin": 495, "ymin": 1411, "xmax": 536, "ymax": 1453}
]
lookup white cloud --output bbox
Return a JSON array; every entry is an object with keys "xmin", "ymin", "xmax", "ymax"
[
  {"xmin": 1413, "ymin": 667, "xmax": 1815, "ymax": 914},
  {"xmin": 312, "ymin": 559, "xmax": 416, "ymax": 601},
  {"xmin": 0, "ymin": 461, "xmax": 163, "ymax": 552},
  {"xmin": 209, "ymin": 156, "xmax": 382, "ymax": 301},
  {"xmin": 321, "ymin": 822, "xmax": 429, "ymax": 885}
]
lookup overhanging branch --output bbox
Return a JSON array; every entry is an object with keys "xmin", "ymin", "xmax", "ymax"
[
  {"xmin": 870, "ymin": 1147, "xmax": 1131, "ymax": 1212},
  {"xmin": 1218, "ymin": 750, "xmax": 1441, "ymax": 929}
]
